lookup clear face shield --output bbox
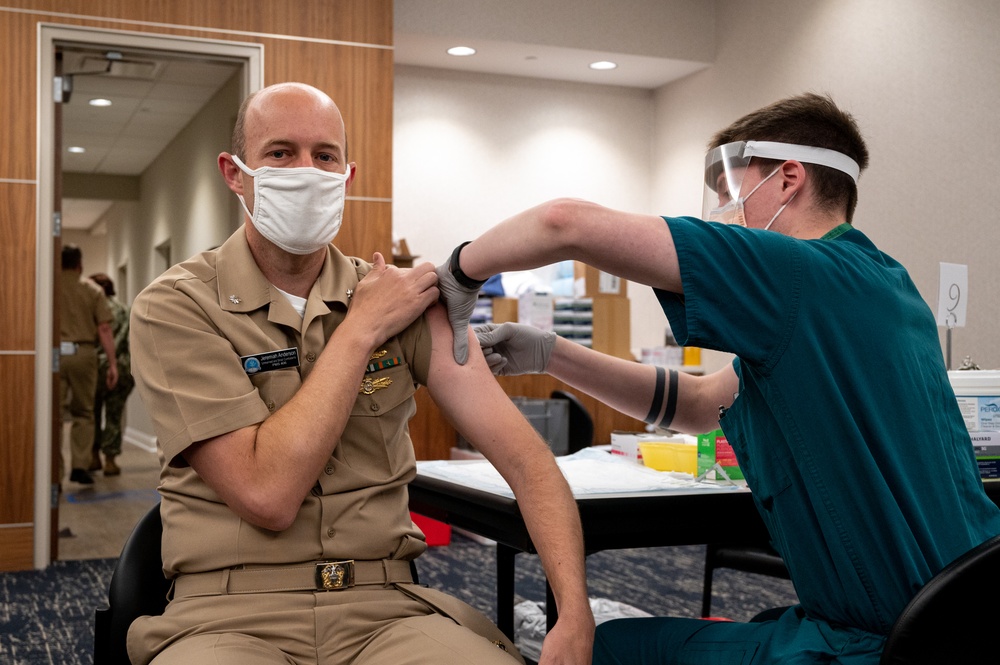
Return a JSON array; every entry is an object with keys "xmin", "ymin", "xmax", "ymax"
[{"xmin": 702, "ymin": 141, "xmax": 862, "ymax": 225}]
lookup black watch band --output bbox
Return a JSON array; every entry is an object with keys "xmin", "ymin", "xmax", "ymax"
[{"xmin": 449, "ymin": 241, "xmax": 488, "ymax": 290}]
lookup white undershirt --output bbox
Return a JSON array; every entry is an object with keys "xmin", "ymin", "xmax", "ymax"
[{"xmin": 275, "ymin": 286, "xmax": 307, "ymax": 318}]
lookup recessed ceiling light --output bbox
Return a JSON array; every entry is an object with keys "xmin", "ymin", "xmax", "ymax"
[
  {"xmin": 67, "ymin": 146, "xmax": 86, "ymax": 154},
  {"xmin": 88, "ymin": 98, "xmax": 112, "ymax": 107},
  {"xmin": 447, "ymin": 46, "xmax": 477, "ymax": 57},
  {"xmin": 589, "ymin": 60, "xmax": 618, "ymax": 71}
]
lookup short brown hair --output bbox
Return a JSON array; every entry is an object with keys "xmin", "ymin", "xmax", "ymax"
[
  {"xmin": 710, "ymin": 93, "xmax": 869, "ymax": 223},
  {"xmin": 231, "ymin": 89, "xmax": 259, "ymax": 161}
]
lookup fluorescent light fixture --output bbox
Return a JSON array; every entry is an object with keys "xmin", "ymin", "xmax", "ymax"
[
  {"xmin": 88, "ymin": 98, "xmax": 112, "ymax": 107},
  {"xmin": 67, "ymin": 146, "xmax": 86, "ymax": 153},
  {"xmin": 447, "ymin": 46, "xmax": 477, "ymax": 57},
  {"xmin": 589, "ymin": 60, "xmax": 618, "ymax": 71}
]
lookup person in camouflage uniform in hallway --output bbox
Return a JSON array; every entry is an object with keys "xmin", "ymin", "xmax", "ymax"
[{"xmin": 90, "ymin": 273, "xmax": 134, "ymax": 476}]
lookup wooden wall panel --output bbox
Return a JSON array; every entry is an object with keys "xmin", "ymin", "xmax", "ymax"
[
  {"xmin": 0, "ymin": 184, "xmax": 37, "ymax": 350},
  {"xmin": 261, "ymin": 39, "xmax": 394, "ymax": 200},
  {"xmin": 0, "ymin": 0, "xmax": 392, "ymax": 45},
  {"xmin": 0, "ymin": 356, "xmax": 36, "ymax": 523},
  {"xmin": 0, "ymin": 13, "xmax": 37, "ymax": 180},
  {"xmin": 0, "ymin": 527, "xmax": 34, "ymax": 571},
  {"xmin": 337, "ymin": 200, "xmax": 392, "ymax": 265}
]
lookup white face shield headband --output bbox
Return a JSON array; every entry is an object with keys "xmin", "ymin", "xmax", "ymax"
[{"xmin": 702, "ymin": 141, "xmax": 861, "ymax": 226}]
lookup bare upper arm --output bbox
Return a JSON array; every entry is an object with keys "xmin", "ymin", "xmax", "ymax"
[
  {"xmin": 552, "ymin": 203, "xmax": 683, "ymax": 294},
  {"xmin": 423, "ymin": 304, "xmax": 551, "ymax": 461}
]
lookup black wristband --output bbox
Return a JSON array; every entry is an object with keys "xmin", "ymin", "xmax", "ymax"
[{"xmin": 449, "ymin": 241, "xmax": 488, "ymax": 290}]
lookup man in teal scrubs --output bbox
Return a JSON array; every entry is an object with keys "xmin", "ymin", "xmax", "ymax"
[{"xmin": 434, "ymin": 93, "xmax": 1000, "ymax": 663}]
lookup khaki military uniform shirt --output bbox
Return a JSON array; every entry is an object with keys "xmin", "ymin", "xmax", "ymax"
[
  {"xmin": 130, "ymin": 229, "xmax": 433, "ymax": 577},
  {"xmin": 60, "ymin": 270, "xmax": 112, "ymax": 343}
]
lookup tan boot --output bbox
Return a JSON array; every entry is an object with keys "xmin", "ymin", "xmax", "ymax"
[{"xmin": 103, "ymin": 456, "xmax": 121, "ymax": 476}]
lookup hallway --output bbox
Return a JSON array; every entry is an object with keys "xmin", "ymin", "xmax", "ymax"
[{"xmin": 58, "ymin": 425, "xmax": 160, "ymax": 561}]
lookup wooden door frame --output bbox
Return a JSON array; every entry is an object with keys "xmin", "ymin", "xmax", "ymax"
[{"xmin": 35, "ymin": 23, "xmax": 263, "ymax": 568}]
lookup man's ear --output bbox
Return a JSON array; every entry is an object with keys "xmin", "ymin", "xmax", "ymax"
[
  {"xmin": 346, "ymin": 162, "xmax": 357, "ymax": 191},
  {"xmin": 778, "ymin": 160, "xmax": 806, "ymax": 205},
  {"xmin": 218, "ymin": 153, "xmax": 245, "ymax": 195}
]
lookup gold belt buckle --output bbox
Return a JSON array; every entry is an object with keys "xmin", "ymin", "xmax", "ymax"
[{"xmin": 315, "ymin": 560, "xmax": 355, "ymax": 590}]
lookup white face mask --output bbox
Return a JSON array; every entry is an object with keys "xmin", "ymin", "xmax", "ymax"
[{"xmin": 232, "ymin": 155, "xmax": 351, "ymax": 255}]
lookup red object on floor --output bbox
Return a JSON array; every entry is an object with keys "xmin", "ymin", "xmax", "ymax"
[{"xmin": 410, "ymin": 511, "xmax": 452, "ymax": 546}]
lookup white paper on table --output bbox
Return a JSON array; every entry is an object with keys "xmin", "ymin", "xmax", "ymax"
[{"xmin": 416, "ymin": 447, "xmax": 740, "ymax": 498}]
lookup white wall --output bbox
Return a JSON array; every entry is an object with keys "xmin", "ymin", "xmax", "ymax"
[
  {"xmin": 395, "ymin": 0, "xmax": 1000, "ymax": 372},
  {"xmin": 393, "ymin": 65, "xmax": 672, "ymax": 355},
  {"xmin": 652, "ymin": 0, "xmax": 1000, "ymax": 370}
]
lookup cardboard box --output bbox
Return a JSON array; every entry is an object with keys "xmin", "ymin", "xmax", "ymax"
[
  {"xmin": 610, "ymin": 431, "xmax": 644, "ymax": 464},
  {"xmin": 574, "ymin": 262, "xmax": 627, "ymax": 298},
  {"xmin": 591, "ymin": 295, "xmax": 632, "ymax": 360},
  {"xmin": 697, "ymin": 429, "xmax": 744, "ymax": 480},
  {"xmin": 491, "ymin": 297, "xmax": 519, "ymax": 324},
  {"xmin": 612, "ymin": 431, "xmax": 694, "ymax": 465}
]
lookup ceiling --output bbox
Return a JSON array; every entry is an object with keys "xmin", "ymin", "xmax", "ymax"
[
  {"xmin": 60, "ymin": 3, "xmax": 711, "ymax": 231},
  {"xmin": 59, "ymin": 47, "xmax": 242, "ymax": 231}
]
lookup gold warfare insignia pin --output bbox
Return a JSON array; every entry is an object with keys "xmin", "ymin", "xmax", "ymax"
[
  {"xmin": 369, "ymin": 349, "xmax": 388, "ymax": 360},
  {"xmin": 359, "ymin": 376, "xmax": 392, "ymax": 395}
]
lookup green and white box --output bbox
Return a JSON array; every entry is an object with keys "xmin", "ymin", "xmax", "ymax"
[{"xmin": 696, "ymin": 428, "xmax": 744, "ymax": 481}]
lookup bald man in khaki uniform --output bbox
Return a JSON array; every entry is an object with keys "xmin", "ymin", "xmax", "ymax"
[
  {"xmin": 128, "ymin": 82, "xmax": 594, "ymax": 665},
  {"xmin": 59, "ymin": 245, "xmax": 118, "ymax": 485}
]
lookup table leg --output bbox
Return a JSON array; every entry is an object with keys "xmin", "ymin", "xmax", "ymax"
[{"xmin": 497, "ymin": 543, "xmax": 517, "ymax": 640}]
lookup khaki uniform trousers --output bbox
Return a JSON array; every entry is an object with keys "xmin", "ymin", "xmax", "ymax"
[
  {"xmin": 59, "ymin": 344, "xmax": 98, "ymax": 471},
  {"xmin": 129, "ymin": 583, "xmax": 523, "ymax": 665}
]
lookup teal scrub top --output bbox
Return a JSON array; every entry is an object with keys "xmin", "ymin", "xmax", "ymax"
[{"xmin": 655, "ymin": 218, "xmax": 1000, "ymax": 636}]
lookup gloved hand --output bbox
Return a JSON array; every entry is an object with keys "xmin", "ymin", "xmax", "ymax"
[
  {"xmin": 435, "ymin": 242, "xmax": 487, "ymax": 365},
  {"xmin": 474, "ymin": 322, "xmax": 556, "ymax": 376}
]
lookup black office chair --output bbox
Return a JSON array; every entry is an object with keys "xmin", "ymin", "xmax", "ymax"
[
  {"xmin": 94, "ymin": 501, "xmax": 170, "ymax": 665},
  {"xmin": 701, "ymin": 542, "xmax": 790, "ymax": 617},
  {"xmin": 550, "ymin": 390, "xmax": 594, "ymax": 455},
  {"xmin": 880, "ymin": 533, "xmax": 1000, "ymax": 664}
]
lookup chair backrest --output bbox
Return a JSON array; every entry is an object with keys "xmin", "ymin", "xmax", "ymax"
[
  {"xmin": 550, "ymin": 390, "xmax": 594, "ymax": 455},
  {"xmin": 880, "ymin": 533, "xmax": 1000, "ymax": 664},
  {"xmin": 94, "ymin": 501, "xmax": 170, "ymax": 665}
]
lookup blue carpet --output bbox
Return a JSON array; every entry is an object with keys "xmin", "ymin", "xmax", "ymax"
[{"xmin": 0, "ymin": 535, "xmax": 797, "ymax": 664}]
